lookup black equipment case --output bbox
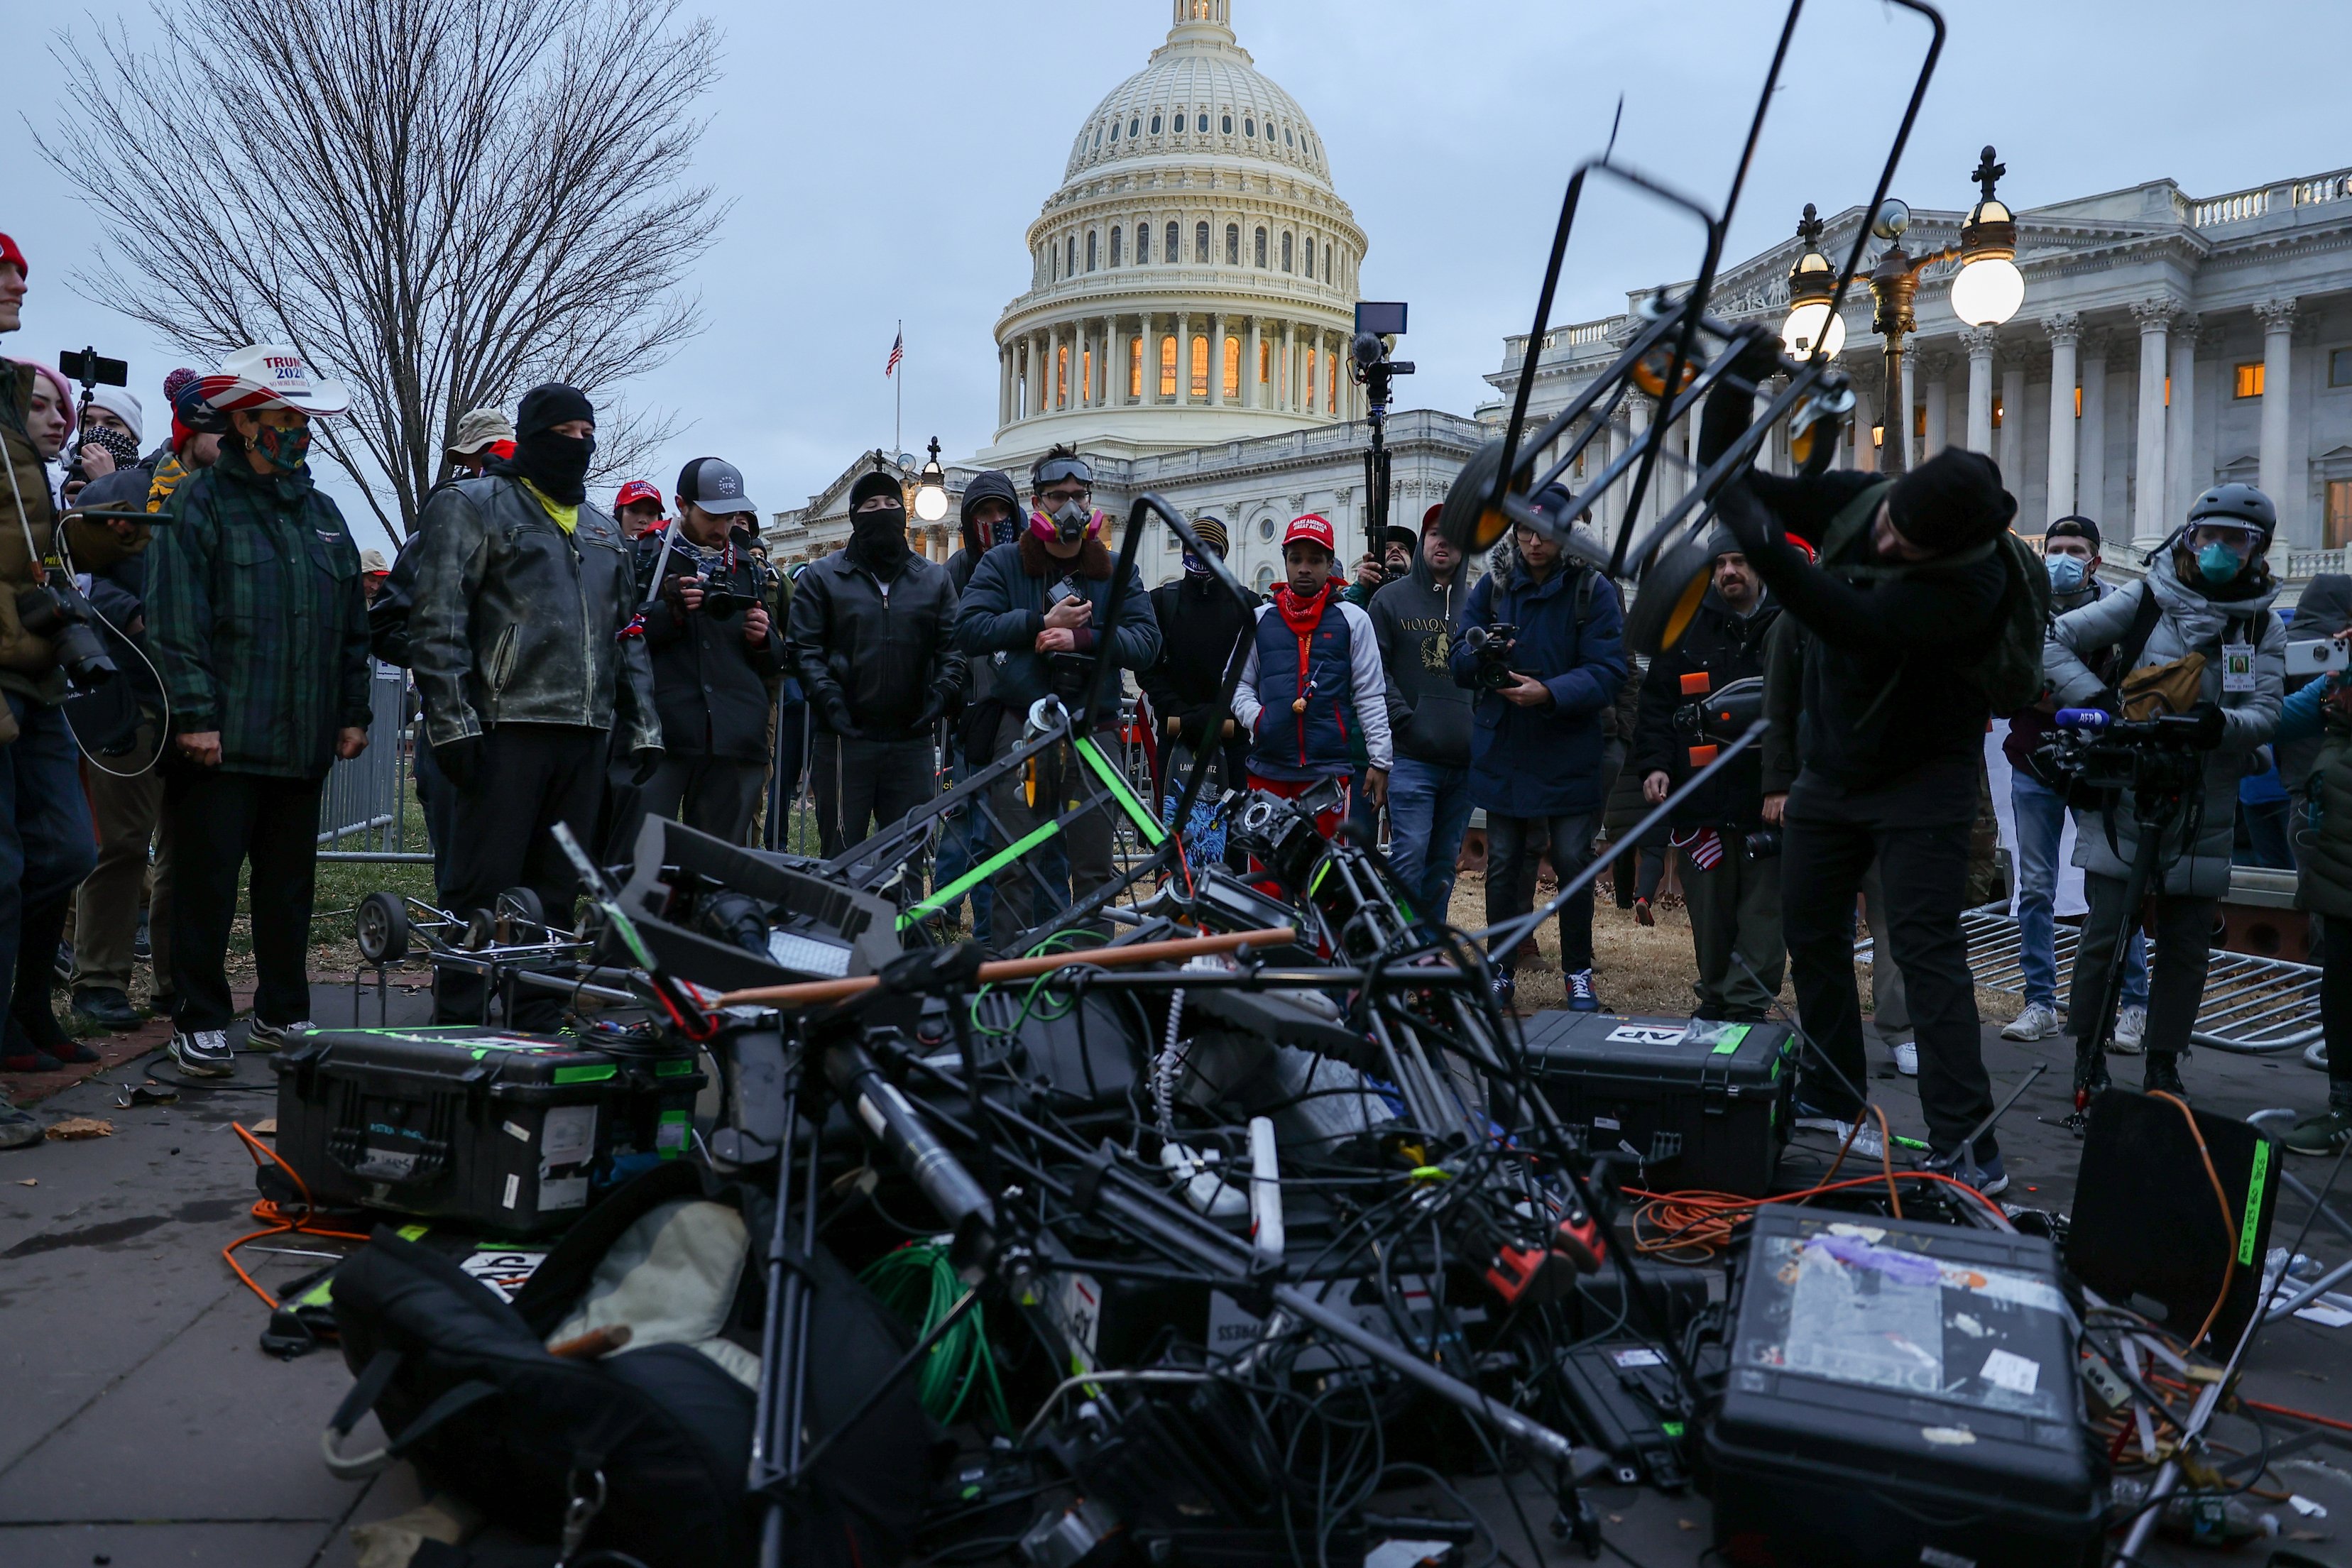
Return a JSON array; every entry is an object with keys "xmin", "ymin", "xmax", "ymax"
[
  {"xmin": 1517, "ymin": 1012, "xmax": 1795, "ymax": 1196},
  {"xmin": 271, "ymin": 1026, "xmax": 706, "ymax": 1235},
  {"xmin": 1706, "ymin": 1207, "xmax": 2101, "ymax": 1567}
]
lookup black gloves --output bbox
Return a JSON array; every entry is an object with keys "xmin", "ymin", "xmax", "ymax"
[
  {"xmin": 819, "ymin": 691, "xmax": 863, "ymax": 740},
  {"xmin": 913, "ymin": 680, "xmax": 958, "ymax": 733},
  {"xmin": 433, "ymin": 734, "xmax": 483, "ymax": 791},
  {"xmin": 1182, "ymin": 704, "xmax": 1227, "ymax": 749},
  {"xmin": 631, "ymin": 747, "xmax": 663, "ymax": 786},
  {"xmin": 1711, "ymin": 476, "xmax": 1783, "ymax": 559}
]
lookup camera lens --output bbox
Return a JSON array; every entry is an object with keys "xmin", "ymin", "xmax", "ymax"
[{"xmin": 701, "ymin": 586, "xmax": 738, "ymax": 618}]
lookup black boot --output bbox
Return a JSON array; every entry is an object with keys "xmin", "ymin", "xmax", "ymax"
[{"xmin": 2144, "ymin": 1053, "xmax": 2187, "ymax": 1100}]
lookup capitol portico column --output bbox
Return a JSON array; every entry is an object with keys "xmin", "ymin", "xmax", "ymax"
[
  {"xmin": 2256, "ymin": 298, "xmax": 2299, "ymax": 523},
  {"xmin": 1998, "ymin": 358, "xmax": 2027, "ymax": 498},
  {"xmin": 2078, "ymin": 329, "xmax": 2109, "ymax": 522},
  {"xmin": 1177, "ymin": 311, "xmax": 1193, "ymax": 405},
  {"xmin": 1917, "ymin": 351, "xmax": 1948, "ymax": 458},
  {"xmin": 1626, "ymin": 393, "xmax": 1654, "ymax": 526},
  {"xmin": 1281, "ymin": 320, "xmax": 1295, "ymax": 412},
  {"xmin": 1851, "ymin": 384, "xmax": 1876, "ymax": 474},
  {"xmin": 2167, "ymin": 316, "xmax": 2202, "ymax": 527},
  {"xmin": 1244, "ymin": 317, "xmax": 1259, "ymax": 410},
  {"xmin": 1962, "ymin": 328, "xmax": 1997, "ymax": 454},
  {"xmin": 1209, "ymin": 312, "xmax": 1225, "ymax": 407},
  {"xmin": 1898, "ymin": 353, "xmax": 1918, "ymax": 471},
  {"xmin": 2131, "ymin": 298, "xmax": 2180, "ymax": 550},
  {"xmin": 2042, "ymin": 314, "xmax": 2079, "ymax": 526}
]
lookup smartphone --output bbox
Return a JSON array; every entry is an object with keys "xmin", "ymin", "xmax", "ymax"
[
  {"xmin": 2285, "ymin": 638, "xmax": 2350, "ymax": 677},
  {"xmin": 1047, "ymin": 576, "xmax": 1083, "ymax": 608}
]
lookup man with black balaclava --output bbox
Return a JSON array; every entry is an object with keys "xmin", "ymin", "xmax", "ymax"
[
  {"xmin": 1137, "ymin": 515, "xmax": 1255, "ymax": 854},
  {"xmin": 410, "ymin": 383, "xmax": 660, "ymax": 1027},
  {"xmin": 956, "ymin": 444, "xmax": 1160, "ymax": 939},
  {"xmin": 787, "ymin": 461, "xmax": 964, "ymax": 867},
  {"xmin": 1703, "ymin": 329, "xmax": 2019, "ymax": 1195}
]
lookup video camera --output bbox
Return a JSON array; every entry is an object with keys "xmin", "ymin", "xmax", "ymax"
[
  {"xmin": 16, "ymin": 579, "xmax": 116, "ymax": 688},
  {"xmin": 55, "ymin": 346, "xmax": 129, "ymax": 490},
  {"xmin": 1463, "ymin": 623, "xmax": 1519, "ymax": 689},
  {"xmin": 2032, "ymin": 703, "xmax": 2222, "ymax": 808},
  {"xmin": 1669, "ymin": 676, "xmax": 1773, "ymax": 855}
]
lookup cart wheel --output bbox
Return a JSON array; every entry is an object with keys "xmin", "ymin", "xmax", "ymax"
[
  {"xmin": 464, "ymin": 908, "xmax": 498, "ymax": 950},
  {"xmin": 355, "ymin": 892, "xmax": 411, "ymax": 963},
  {"xmin": 495, "ymin": 886, "xmax": 547, "ymax": 933}
]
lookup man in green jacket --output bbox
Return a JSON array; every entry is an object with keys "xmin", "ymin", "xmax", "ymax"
[{"xmin": 147, "ymin": 345, "xmax": 371, "ymax": 1077}]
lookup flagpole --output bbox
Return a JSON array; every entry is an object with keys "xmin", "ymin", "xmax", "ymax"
[{"xmin": 895, "ymin": 317, "xmax": 903, "ymax": 459}]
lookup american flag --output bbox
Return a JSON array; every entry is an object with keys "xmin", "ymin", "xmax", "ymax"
[
  {"xmin": 1671, "ymin": 827, "xmax": 1725, "ymax": 872},
  {"xmin": 885, "ymin": 331, "xmax": 904, "ymax": 378}
]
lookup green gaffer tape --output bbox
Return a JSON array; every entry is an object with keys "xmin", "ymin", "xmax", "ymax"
[
  {"xmin": 1071, "ymin": 734, "xmax": 1166, "ymax": 845},
  {"xmin": 897, "ymin": 818, "xmax": 1064, "ymax": 929},
  {"xmin": 552, "ymin": 1064, "xmax": 617, "ymax": 1084},
  {"xmin": 655, "ymin": 1058, "xmax": 696, "ymax": 1076},
  {"xmin": 2240, "ymin": 1139, "xmax": 2271, "ymax": 1266}
]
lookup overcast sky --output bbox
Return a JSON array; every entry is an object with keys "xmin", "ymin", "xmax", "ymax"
[{"xmin": 11, "ymin": 0, "xmax": 2346, "ymax": 554}]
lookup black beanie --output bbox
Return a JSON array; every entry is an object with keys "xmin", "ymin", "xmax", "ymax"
[
  {"xmin": 516, "ymin": 383, "xmax": 594, "ymax": 437},
  {"xmin": 1887, "ymin": 449, "xmax": 2016, "ymax": 554},
  {"xmin": 848, "ymin": 469, "xmax": 904, "ymax": 512}
]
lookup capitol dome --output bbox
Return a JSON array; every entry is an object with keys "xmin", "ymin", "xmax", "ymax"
[{"xmin": 978, "ymin": 0, "xmax": 1370, "ymax": 465}]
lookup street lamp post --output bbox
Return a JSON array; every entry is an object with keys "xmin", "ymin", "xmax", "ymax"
[
  {"xmin": 1846, "ymin": 146, "xmax": 2025, "ymax": 477},
  {"xmin": 913, "ymin": 435, "xmax": 949, "ymax": 523}
]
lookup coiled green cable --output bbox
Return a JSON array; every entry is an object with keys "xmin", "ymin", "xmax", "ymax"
[{"xmin": 858, "ymin": 1240, "xmax": 1012, "ymax": 1430}]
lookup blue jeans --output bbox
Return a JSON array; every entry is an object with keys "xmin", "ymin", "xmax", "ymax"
[
  {"xmin": 931, "ymin": 753, "xmax": 995, "ymax": 945},
  {"xmin": 1, "ymin": 693, "xmax": 99, "ymax": 1029},
  {"xmin": 2012, "ymin": 770, "xmax": 2145, "ymax": 1009},
  {"xmin": 1386, "ymin": 758, "xmax": 1472, "ymax": 922}
]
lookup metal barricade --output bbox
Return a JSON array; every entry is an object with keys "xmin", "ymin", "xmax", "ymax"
[
  {"xmin": 1856, "ymin": 904, "xmax": 2322, "ymax": 1056},
  {"xmin": 316, "ymin": 664, "xmax": 432, "ymax": 862}
]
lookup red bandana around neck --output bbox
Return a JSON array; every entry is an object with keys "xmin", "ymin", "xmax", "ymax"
[{"xmin": 1274, "ymin": 580, "xmax": 1330, "ymax": 635}]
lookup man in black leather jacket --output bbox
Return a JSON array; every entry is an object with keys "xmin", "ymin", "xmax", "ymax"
[
  {"xmin": 408, "ymin": 383, "xmax": 660, "ymax": 1026},
  {"xmin": 787, "ymin": 464, "xmax": 965, "ymax": 865},
  {"xmin": 633, "ymin": 457, "xmax": 784, "ymax": 844}
]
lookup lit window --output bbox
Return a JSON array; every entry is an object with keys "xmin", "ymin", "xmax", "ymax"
[
  {"xmin": 1197, "ymin": 114, "xmax": 1208, "ymax": 132},
  {"xmin": 1110, "ymin": 226, "xmax": 1122, "ymax": 267},
  {"xmin": 1259, "ymin": 340, "xmax": 1270, "ymax": 384},
  {"xmin": 1159, "ymin": 335, "xmax": 1178, "ymax": 398},
  {"xmin": 1281, "ymin": 231, "xmax": 1293, "ymax": 272},
  {"xmin": 1166, "ymin": 222, "xmax": 1179, "ymax": 263},
  {"xmin": 1222, "ymin": 114, "xmax": 1232, "ymax": 133},
  {"xmin": 1150, "ymin": 114, "xmax": 1162, "ymax": 133},
  {"xmin": 1081, "ymin": 346, "xmax": 1092, "ymax": 397},
  {"xmin": 2165, "ymin": 375, "xmax": 2171, "ymax": 407},
  {"xmin": 2235, "ymin": 361, "xmax": 2265, "ymax": 398},
  {"xmin": 2074, "ymin": 385, "xmax": 2082, "ymax": 418},
  {"xmin": 1056, "ymin": 344, "xmax": 1068, "ymax": 407},
  {"xmin": 1191, "ymin": 334, "xmax": 1210, "ymax": 398},
  {"xmin": 1196, "ymin": 222, "xmax": 1209, "ymax": 262},
  {"xmin": 1306, "ymin": 346, "xmax": 1316, "ymax": 409},
  {"xmin": 1129, "ymin": 336, "xmax": 1142, "ymax": 398},
  {"xmin": 1224, "ymin": 336, "xmax": 1240, "ymax": 398},
  {"xmin": 1245, "ymin": 117, "xmax": 1255, "ymax": 136},
  {"xmin": 1225, "ymin": 223, "xmax": 1239, "ymax": 265},
  {"xmin": 1327, "ymin": 350, "xmax": 1338, "ymax": 413},
  {"xmin": 2331, "ymin": 348, "xmax": 2352, "ymax": 387},
  {"xmin": 1135, "ymin": 224, "xmax": 1148, "ymax": 263},
  {"xmin": 1254, "ymin": 227, "xmax": 1267, "ymax": 267},
  {"xmin": 1086, "ymin": 231, "xmax": 1097, "ymax": 271},
  {"xmin": 2331, "ymin": 481, "xmax": 2352, "ymax": 549},
  {"xmin": 1991, "ymin": 395, "xmax": 2002, "ymax": 430}
]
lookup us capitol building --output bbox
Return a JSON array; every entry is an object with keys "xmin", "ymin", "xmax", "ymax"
[{"xmin": 768, "ymin": 1, "xmax": 2352, "ymax": 598}]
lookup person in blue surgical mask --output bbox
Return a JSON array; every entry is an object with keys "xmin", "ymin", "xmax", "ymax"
[
  {"xmin": 1999, "ymin": 516, "xmax": 2151, "ymax": 1051},
  {"xmin": 2044, "ymin": 486, "xmax": 2287, "ymax": 1100}
]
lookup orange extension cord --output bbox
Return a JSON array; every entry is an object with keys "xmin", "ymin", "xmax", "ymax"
[{"xmin": 221, "ymin": 1122, "xmax": 371, "ymax": 1310}]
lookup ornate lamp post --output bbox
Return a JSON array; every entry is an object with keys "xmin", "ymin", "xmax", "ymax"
[{"xmin": 912, "ymin": 436, "xmax": 949, "ymax": 522}]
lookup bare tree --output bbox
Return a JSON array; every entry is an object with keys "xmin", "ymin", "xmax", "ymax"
[{"xmin": 41, "ymin": 0, "xmax": 726, "ymax": 537}]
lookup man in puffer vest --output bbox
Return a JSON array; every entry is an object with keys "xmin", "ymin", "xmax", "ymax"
[{"xmin": 1231, "ymin": 515, "xmax": 1390, "ymax": 838}]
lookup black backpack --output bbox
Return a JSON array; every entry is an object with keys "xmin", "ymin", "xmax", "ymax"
[{"xmin": 327, "ymin": 1161, "xmax": 937, "ymax": 1568}]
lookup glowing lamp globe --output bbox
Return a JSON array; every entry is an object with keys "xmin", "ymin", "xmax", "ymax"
[
  {"xmin": 914, "ymin": 481, "xmax": 949, "ymax": 522},
  {"xmin": 1950, "ymin": 256, "xmax": 2024, "ymax": 327},
  {"xmin": 1780, "ymin": 300, "xmax": 1847, "ymax": 361}
]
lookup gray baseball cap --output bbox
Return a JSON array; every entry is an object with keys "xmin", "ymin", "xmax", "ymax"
[
  {"xmin": 445, "ymin": 406, "xmax": 515, "ymax": 456},
  {"xmin": 681, "ymin": 456, "xmax": 757, "ymax": 515}
]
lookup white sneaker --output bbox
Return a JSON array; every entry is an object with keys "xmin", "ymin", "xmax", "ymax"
[
  {"xmin": 2001, "ymin": 1002, "xmax": 2061, "ymax": 1042},
  {"xmin": 1893, "ymin": 1041, "xmax": 1918, "ymax": 1078},
  {"xmin": 169, "ymin": 1028, "xmax": 234, "ymax": 1078},
  {"xmin": 245, "ymin": 1019, "xmax": 315, "ymax": 1052},
  {"xmin": 2110, "ymin": 1005, "xmax": 2147, "ymax": 1055}
]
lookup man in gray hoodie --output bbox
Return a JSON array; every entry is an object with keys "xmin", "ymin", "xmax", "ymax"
[{"xmin": 1371, "ymin": 505, "xmax": 1475, "ymax": 919}]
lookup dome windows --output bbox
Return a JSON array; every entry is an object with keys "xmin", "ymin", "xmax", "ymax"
[
  {"xmin": 1195, "ymin": 221, "xmax": 1209, "ymax": 262},
  {"xmin": 1165, "ymin": 221, "xmax": 1179, "ymax": 263},
  {"xmin": 1093, "ymin": 126, "xmax": 1103, "ymax": 150},
  {"xmin": 1222, "ymin": 114, "xmax": 1233, "ymax": 133},
  {"xmin": 1085, "ymin": 230, "xmax": 1098, "ymax": 271},
  {"xmin": 1129, "ymin": 117, "xmax": 1139, "ymax": 138},
  {"xmin": 1149, "ymin": 113, "xmax": 1162, "ymax": 133},
  {"xmin": 1135, "ymin": 224, "xmax": 1149, "ymax": 263},
  {"xmin": 1254, "ymin": 226, "xmax": 1267, "ymax": 268},
  {"xmin": 1110, "ymin": 120, "xmax": 1120, "ymax": 142},
  {"xmin": 1196, "ymin": 113, "xmax": 1208, "ymax": 132},
  {"xmin": 1066, "ymin": 235, "xmax": 1077, "ymax": 278},
  {"xmin": 1244, "ymin": 117, "xmax": 1255, "ymax": 137},
  {"xmin": 1225, "ymin": 223, "xmax": 1239, "ymax": 265},
  {"xmin": 1284, "ymin": 126, "xmax": 1294, "ymax": 146},
  {"xmin": 1109, "ymin": 226, "xmax": 1122, "ymax": 266},
  {"xmin": 1281, "ymin": 231, "xmax": 1293, "ymax": 273},
  {"xmin": 1303, "ymin": 236, "xmax": 1313, "ymax": 276}
]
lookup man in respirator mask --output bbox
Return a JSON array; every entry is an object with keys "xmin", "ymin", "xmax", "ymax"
[
  {"xmin": 787, "ymin": 461, "xmax": 965, "ymax": 870},
  {"xmin": 953, "ymin": 444, "xmax": 1161, "ymax": 940},
  {"xmin": 2044, "ymin": 483, "xmax": 2286, "ymax": 1100},
  {"xmin": 409, "ymin": 382, "xmax": 661, "ymax": 1028}
]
